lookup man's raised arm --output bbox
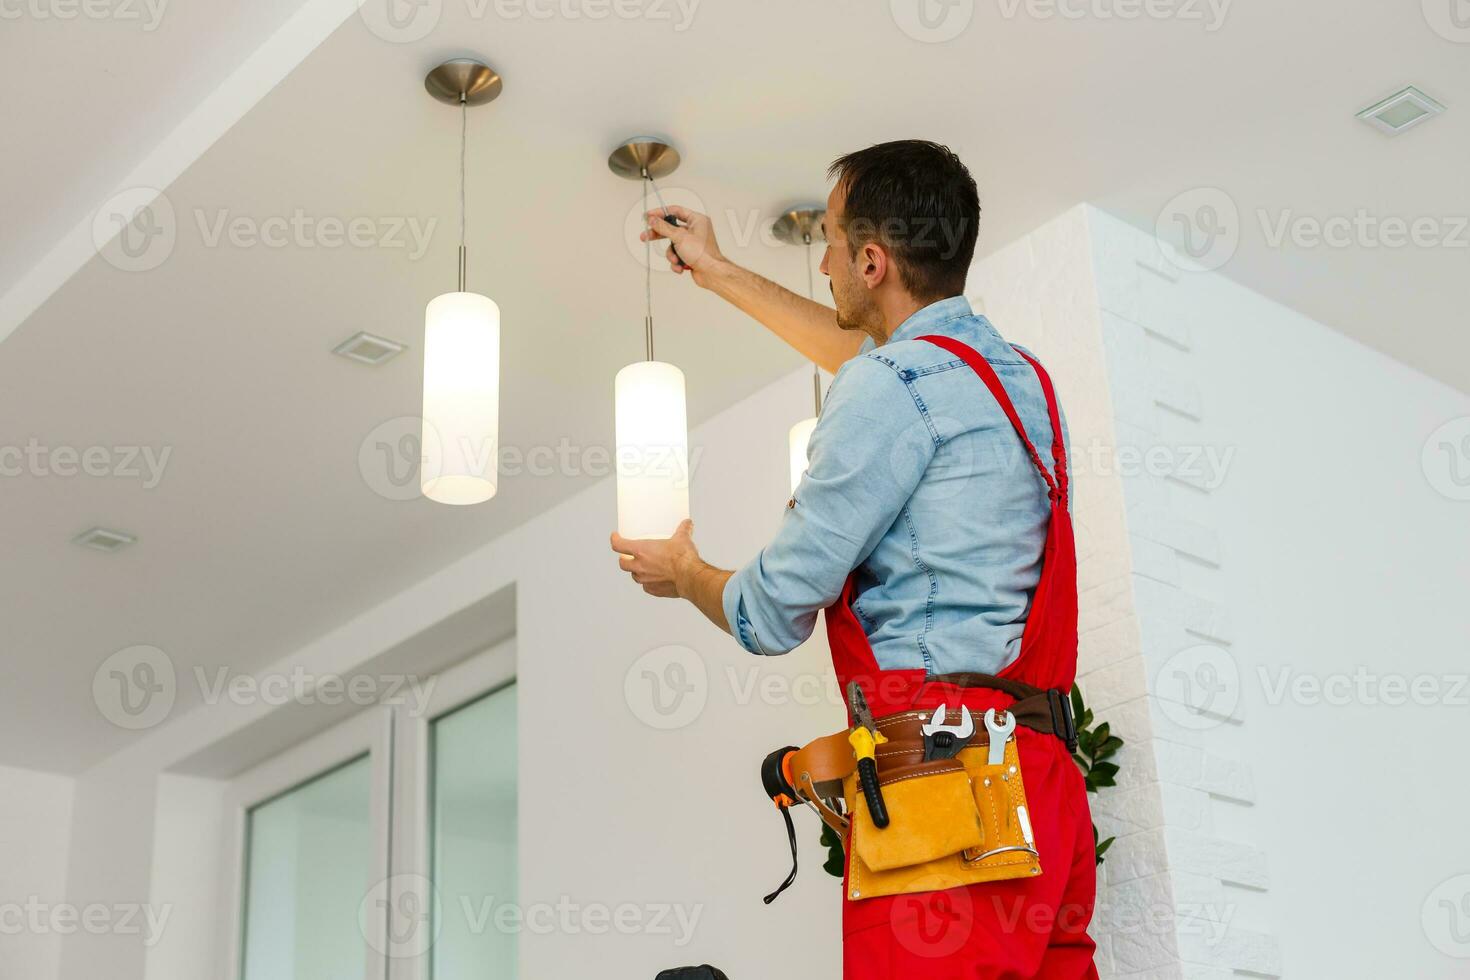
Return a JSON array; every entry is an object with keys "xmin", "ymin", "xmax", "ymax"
[{"xmin": 643, "ymin": 206, "xmax": 864, "ymax": 374}]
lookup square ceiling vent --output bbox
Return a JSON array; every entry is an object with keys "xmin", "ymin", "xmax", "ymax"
[
  {"xmin": 73, "ymin": 527, "xmax": 137, "ymax": 553},
  {"xmin": 1356, "ymin": 86, "xmax": 1446, "ymax": 136},
  {"xmin": 332, "ymin": 331, "xmax": 407, "ymax": 366}
]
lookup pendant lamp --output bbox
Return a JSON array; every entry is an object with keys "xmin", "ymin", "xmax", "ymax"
[
  {"xmin": 608, "ymin": 138, "xmax": 691, "ymax": 539},
  {"xmin": 420, "ymin": 60, "xmax": 503, "ymax": 506},
  {"xmin": 772, "ymin": 206, "xmax": 828, "ymax": 493}
]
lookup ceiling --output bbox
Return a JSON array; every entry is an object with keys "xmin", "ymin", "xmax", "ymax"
[{"xmin": 3, "ymin": 0, "xmax": 1466, "ymax": 773}]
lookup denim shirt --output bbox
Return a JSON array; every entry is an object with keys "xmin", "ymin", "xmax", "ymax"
[{"xmin": 721, "ymin": 296, "xmax": 1069, "ymax": 674}]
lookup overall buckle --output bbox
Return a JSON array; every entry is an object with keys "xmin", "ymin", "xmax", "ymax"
[{"xmin": 1047, "ymin": 688, "xmax": 1078, "ymax": 754}]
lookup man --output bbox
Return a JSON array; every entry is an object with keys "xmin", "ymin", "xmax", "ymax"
[{"xmin": 612, "ymin": 141, "xmax": 1098, "ymax": 978}]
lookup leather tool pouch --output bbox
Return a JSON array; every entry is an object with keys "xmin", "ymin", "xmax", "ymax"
[{"xmin": 841, "ymin": 711, "xmax": 1042, "ymax": 901}]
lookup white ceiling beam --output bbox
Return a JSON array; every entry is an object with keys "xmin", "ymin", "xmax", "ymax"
[{"xmin": 0, "ymin": 0, "xmax": 363, "ymax": 346}]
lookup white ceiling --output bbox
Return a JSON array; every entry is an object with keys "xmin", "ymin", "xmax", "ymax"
[{"xmin": 3, "ymin": 0, "xmax": 1466, "ymax": 773}]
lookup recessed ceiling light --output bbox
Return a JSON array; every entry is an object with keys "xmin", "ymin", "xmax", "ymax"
[
  {"xmin": 73, "ymin": 527, "xmax": 137, "ymax": 553},
  {"xmin": 1357, "ymin": 86, "xmax": 1446, "ymax": 136},
  {"xmin": 332, "ymin": 331, "xmax": 407, "ymax": 366}
]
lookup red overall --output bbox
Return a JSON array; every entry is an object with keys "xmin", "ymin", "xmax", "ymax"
[{"xmin": 827, "ymin": 336, "xmax": 1099, "ymax": 979}]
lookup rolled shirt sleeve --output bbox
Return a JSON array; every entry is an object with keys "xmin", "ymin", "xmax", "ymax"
[{"xmin": 722, "ymin": 354, "xmax": 936, "ymax": 655}]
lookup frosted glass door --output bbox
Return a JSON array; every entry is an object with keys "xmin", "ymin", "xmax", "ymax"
[
  {"xmin": 430, "ymin": 682, "xmax": 517, "ymax": 979},
  {"xmin": 241, "ymin": 755, "xmax": 376, "ymax": 980}
]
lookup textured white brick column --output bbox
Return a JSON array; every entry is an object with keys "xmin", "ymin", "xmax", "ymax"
[
  {"xmin": 1090, "ymin": 208, "xmax": 1282, "ymax": 979},
  {"xmin": 969, "ymin": 207, "xmax": 1169, "ymax": 978},
  {"xmin": 968, "ymin": 205, "xmax": 1282, "ymax": 978}
]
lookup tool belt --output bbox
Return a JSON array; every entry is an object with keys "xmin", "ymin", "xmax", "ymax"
[{"xmin": 760, "ymin": 674, "xmax": 1076, "ymax": 903}]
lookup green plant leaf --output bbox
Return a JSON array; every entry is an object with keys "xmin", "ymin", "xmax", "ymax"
[
  {"xmin": 819, "ymin": 824, "xmax": 845, "ymax": 879},
  {"xmin": 1074, "ymin": 685, "xmax": 1124, "ymax": 858}
]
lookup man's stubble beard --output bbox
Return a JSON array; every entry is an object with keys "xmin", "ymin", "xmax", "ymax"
[{"xmin": 832, "ymin": 279, "xmax": 883, "ymax": 345}]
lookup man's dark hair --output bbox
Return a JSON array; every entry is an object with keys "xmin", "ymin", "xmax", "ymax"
[{"xmin": 827, "ymin": 140, "xmax": 980, "ymax": 302}]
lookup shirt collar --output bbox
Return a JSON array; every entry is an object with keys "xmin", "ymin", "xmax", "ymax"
[{"xmin": 885, "ymin": 295, "xmax": 974, "ymax": 346}]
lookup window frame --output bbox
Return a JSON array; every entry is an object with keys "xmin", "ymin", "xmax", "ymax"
[
  {"xmin": 218, "ymin": 706, "xmax": 395, "ymax": 980},
  {"xmin": 387, "ymin": 639, "xmax": 516, "ymax": 980},
  {"xmin": 215, "ymin": 637, "xmax": 517, "ymax": 980}
]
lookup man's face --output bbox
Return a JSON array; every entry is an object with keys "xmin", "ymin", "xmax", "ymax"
[{"xmin": 820, "ymin": 184, "xmax": 881, "ymax": 336}]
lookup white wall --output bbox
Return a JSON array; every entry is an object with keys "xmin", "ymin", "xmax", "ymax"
[
  {"xmin": 0, "ymin": 764, "xmax": 75, "ymax": 980},
  {"xmin": 1087, "ymin": 206, "xmax": 1470, "ymax": 978}
]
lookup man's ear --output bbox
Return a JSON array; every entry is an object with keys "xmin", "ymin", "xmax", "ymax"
[{"xmin": 859, "ymin": 241, "xmax": 889, "ymax": 290}]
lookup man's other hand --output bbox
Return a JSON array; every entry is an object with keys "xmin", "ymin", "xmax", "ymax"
[
  {"xmin": 611, "ymin": 519, "xmax": 699, "ymax": 599},
  {"xmin": 642, "ymin": 207, "xmax": 724, "ymax": 285}
]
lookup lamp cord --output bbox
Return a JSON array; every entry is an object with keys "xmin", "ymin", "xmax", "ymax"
[
  {"xmin": 643, "ymin": 175, "xmax": 654, "ymax": 361},
  {"xmin": 457, "ymin": 95, "xmax": 467, "ymax": 292},
  {"xmin": 640, "ymin": 172, "xmax": 683, "ymax": 361},
  {"xmin": 805, "ymin": 236, "xmax": 821, "ymax": 415}
]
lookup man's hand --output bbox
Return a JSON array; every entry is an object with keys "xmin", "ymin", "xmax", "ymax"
[
  {"xmin": 611, "ymin": 519, "xmax": 734, "ymax": 633},
  {"xmin": 642, "ymin": 206, "xmax": 861, "ymax": 373},
  {"xmin": 642, "ymin": 206, "xmax": 726, "ymax": 286},
  {"xmin": 611, "ymin": 519, "xmax": 699, "ymax": 598}
]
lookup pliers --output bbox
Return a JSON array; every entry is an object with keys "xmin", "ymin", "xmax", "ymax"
[{"xmin": 846, "ymin": 682, "xmax": 891, "ymax": 829}]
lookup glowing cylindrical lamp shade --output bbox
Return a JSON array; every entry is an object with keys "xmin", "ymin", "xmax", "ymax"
[
  {"xmin": 421, "ymin": 291, "xmax": 500, "ymax": 505},
  {"xmin": 615, "ymin": 360, "xmax": 690, "ymax": 538},
  {"xmin": 788, "ymin": 416, "xmax": 818, "ymax": 494}
]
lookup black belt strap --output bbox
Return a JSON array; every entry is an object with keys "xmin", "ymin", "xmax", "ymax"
[{"xmin": 926, "ymin": 673, "xmax": 1078, "ymax": 754}]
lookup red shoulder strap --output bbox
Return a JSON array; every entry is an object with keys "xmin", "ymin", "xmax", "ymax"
[{"xmin": 918, "ymin": 335, "xmax": 1067, "ymax": 504}]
